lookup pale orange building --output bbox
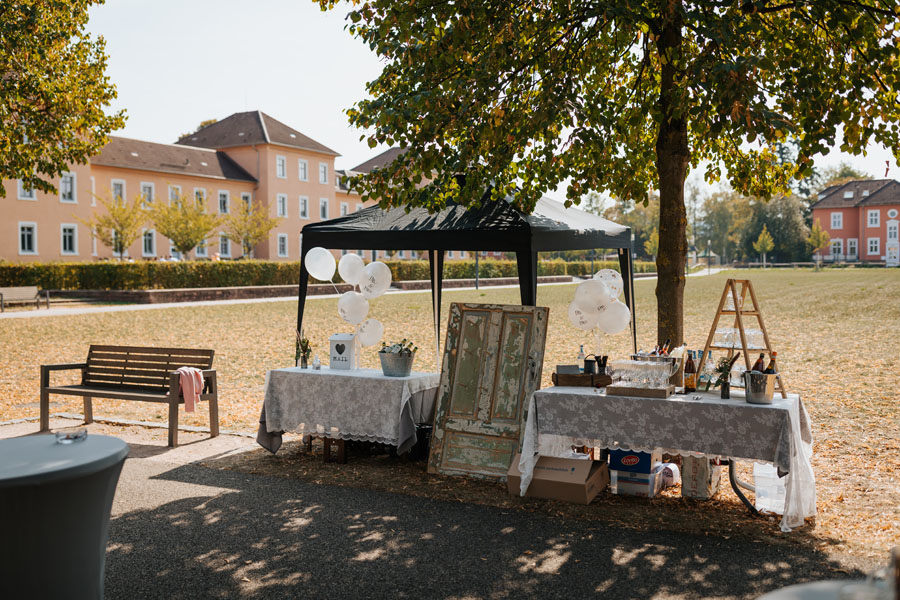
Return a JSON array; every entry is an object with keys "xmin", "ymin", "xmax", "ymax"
[{"xmin": 1, "ymin": 111, "xmax": 357, "ymax": 262}]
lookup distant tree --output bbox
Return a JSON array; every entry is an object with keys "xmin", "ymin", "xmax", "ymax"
[
  {"xmin": 807, "ymin": 219, "xmax": 832, "ymax": 270},
  {"xmin": 753, "ymin": 225, "xmax": 775, "ymax": 267},
  {"xmin": 644, "ymin": 229, "xmax": 659, "ymax": 262},
  {"xmin": 180, "ymin": 118, "xmax": 219, "ymax": 139},
  {"xmin": 149, "ymin": 194, "xmax": 222, "ymax": 257},
  {"xmin": 79, "ymin": 195, "xmax": 146, "ymax": 259},
  {"xmin": 0, "ymin": 0, "xmax": 126, "ymax": 197},
  {"xmin": 222, "ymin": 200, "xmax": 282, "ymax": 257},
  {"xmin": 741, "ymin": 194, "xmax": 810, "ymax": 262},
  {"xmin": 603, "ymin": 195, "xmax": 660, "ymax": 260}
]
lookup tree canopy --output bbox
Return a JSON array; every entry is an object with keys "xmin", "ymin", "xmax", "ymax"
[
  {"xmin": 222, "ymin": 199, "xmax": 282, "ymax": 257},
  {"xmin": 149, "ymin": 194, "xmax": 222, "ymax": 256},
  {"xmin": 323, "ymin": 0, "xmax": 900, "ymax": 344},
  {"xmin": 1, "ymin": 0, "xmax": 125, "ymax": 197},
  {"xmin": 79, "ymin": 195, "xmax": 145, "ymax": 258}
]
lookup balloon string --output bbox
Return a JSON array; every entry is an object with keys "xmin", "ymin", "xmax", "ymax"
[{"xmin": 329, "ymin": 279, "xmax": 341, "ymax": 295}]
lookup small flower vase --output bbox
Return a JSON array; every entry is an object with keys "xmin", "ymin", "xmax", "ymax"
[
  {"xmin": 300, "ymin": 355, "xmax": 308, "ymax": 369},
  {"xmin": 720, "ymin": 381, "xmax": 730, "ymax": 399}
]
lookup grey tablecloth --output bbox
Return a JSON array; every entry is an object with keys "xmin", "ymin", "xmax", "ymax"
[
  {"xmin": 519, "ymin": 387, "xmax": 816, "ymax": 532},
  {"xmin": 257, "ymin": 367, "xmax": 439, "ymax": 454}
]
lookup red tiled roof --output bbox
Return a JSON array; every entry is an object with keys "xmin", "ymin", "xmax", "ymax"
[
  {"xmin": 809, "ymin": 179, "xmax": 897, "ymax": 209},
  {"xmin": 175, "ymin": 111, "xmax": 339, "ymax": 156},
  {"xmin": 92, "ymin": 137, "xmax": 256, "ymax": 182}
]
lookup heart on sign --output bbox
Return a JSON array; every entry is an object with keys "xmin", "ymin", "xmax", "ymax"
[{"xmin": 335, "ymin": 344, "xmax": 346, "ymax": 355}]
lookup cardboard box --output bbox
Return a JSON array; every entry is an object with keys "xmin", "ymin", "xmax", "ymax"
[
  {"xmin": 609, "ymin": 449, "xmax": 662, "ymax": 474},
  {"xmin": 610, "ymin": 464, "xmax": 665, "ymax": 498},
  {"xmin": 507, "ymin": 454, "xmax": 609, "ymax": 505},
  {"xmin": 681, "ymin": 456, "xmax": 723, "ymax": 499}
]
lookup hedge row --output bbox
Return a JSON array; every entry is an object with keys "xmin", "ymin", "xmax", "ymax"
[{"xmin": 0, "ymin": 258, "xmax": 655, "ymax": 291}]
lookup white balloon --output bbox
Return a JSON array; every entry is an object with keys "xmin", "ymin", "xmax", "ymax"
[
  {"xmin": 338, "ymin": 253, "xmax": 365, "ymax": 285},
  {"xmin": 593, "ymin": 269, "xmax": 624, "ymax": 299},
  {"xmin": 359, "ymin": 261, "xmax": 392, "ymax": 299},
  {"xmin": 568, "ymin": 301, "xmax": 600, "ymax": 331},
  {"xmin": 337, "ymin": 291, "xmax": 369, "ymax": 325},
  {"xmin": 356, "ymin": 318, "xmax": 384, "ymax": 347},
  {"xmin": 305, "ymin": 247, "xmax": 336, "ymax": 281},
  {"xmin": 574, "ymin": 279, "xmax": 611, "ymax": 314},
  {"xmin": 596, "ymin": 299, "xmax": 631, "ymax": 335}
]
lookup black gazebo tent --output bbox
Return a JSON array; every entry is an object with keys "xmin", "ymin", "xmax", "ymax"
[{"xmin": 297, "ymin": 196, "xmax": 637, "ymax": 357}]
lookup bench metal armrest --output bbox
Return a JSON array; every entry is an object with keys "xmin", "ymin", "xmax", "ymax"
[
  {"xmin": 167, "ymin": 369, "xmax": 217, "ymax": 397},
  {"xmin": 40, "ymin": 363, "xmax": 87, "ymax": 388}
]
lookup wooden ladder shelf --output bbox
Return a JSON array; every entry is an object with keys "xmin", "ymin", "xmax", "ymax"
[{"xmin": 695, "ymin": 278, "xmax": 787, "ymax": 398}]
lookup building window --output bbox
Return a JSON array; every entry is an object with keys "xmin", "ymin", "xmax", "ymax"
[
  {"xmin": 19, "ymin": 222, "xmax": 37, "ymax": 255},
  {"xmin": 241, "ymin": 192, "xmax": 252, "ymax": 211},
  {"xmin": 112, "ymin": 179, "xmax": 125, "ymax": 205},
  {"xmin": 319, "ymin": 163, "xmax": 328, "ymax": 184},
  {"xmin": 169, "ymin": 241, "xmax": 182, "ymax": 261},
  {"xmin": 830, "ymin": 212, "xmax": 842, "ymax": 229},
  {"xmin": 357, "ymin": 249, "xmax": 363, "ymax": 256},
  {"xmin": 142, "ymin": 230, "xmax": 156, "ymax": 257},
  {"xmin": 356, "ymin": 203, "xmax": 364, "ymax": 213},
  {"xmin": 341, "ymin": 249, "xmax": 348, "ymax": 256},
  {"xmin": 140, "ymin": 182, "xmax": 154, "ymax": 208},
  {"xmin": 399, "ymin": 250, "xmax": 406, "ymax": 258},
  {"xmin": 168, "ymin": 185, "xmax": 181, "ymax": 203},
  {"xmin": 320, "ymin": 198, "xmax": 329, "ymax": 219},
  {"xmin": 889, "ymin": 209, "xmax": 898, "ymax": 219},
  {"xmin": 194, "ymin": 188, "xmax": 206, "ymax": 205},
  {"xmin": 195, "ymin": 240, "xmax": 208, "ymax": 258},
  {"xmin": 299, "ymin": 234, "xmax": 303, "ymax": 257},
  {"xmin": 298, "ymin": 159, "xmax": 308, "ymax": 181},
  {"xmin": 847, "ymin": 238, "xmax": 858, "ymax": 258},
  {"xmin": 340, "ymin": 202, "xmax": 349, "ymax": 216},
  {"xmin": 277, "ymin": 194, "xmax": 288, "ymax": 217},
  {"xmin": 448, "ymin": 250, "xmax": 454, "ymax": 258},
  {"xmin": 888, "ymin": 222, "xmax": 898, "ymax": 241},
  {"xmin": 219, "ymin": 234, "xmax": 230, "ymax": 257},
  {"xmin": 61, "ymin": 224, "xmax": 78, "ymax": 255},
  {"xmin": 218, "ymin": 190, "xmax": 230, "ymax": 214},
  {"xmin": 299, "ymin": 196, "xmax": 309, "ymax": 219},
  {"xmin": 277, "ymin": 234, "xmax": 288, "ymax": 257},
  {"xmin": 276, "ymin": 155, "xmax": 287, "ymax": 179},
  {"xmin": 868, "ymin": 209, "xmax": 880, "ymax": 228},
  {"xmin": 843, "ymin": 191, "xmax": 854, "ymax": 199},
  {"xmin": 60, "ymin": 172, "xmax": 77, "ymax": 203},
  {"xmin": 868, "ymin": 237, "xmax": 880, "ymax": 255},
  {"xmin": 92, "ymin": 228, "xmax": 97, "ymax": 256},
  {"xmin": 90, "ymin": 176, "xmax": 96, "ymax": 206},
  {"xmin": 17, "ymin": 180, "xmax": 36, "ymax": 201}
]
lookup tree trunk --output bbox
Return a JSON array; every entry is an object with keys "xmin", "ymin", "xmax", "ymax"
[{"xmin": 654, "ymin": 0, "xmax": 689, "ymax": 348}]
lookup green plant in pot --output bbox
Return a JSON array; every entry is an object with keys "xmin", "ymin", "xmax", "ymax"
[
  {"xmin": 713, "ymin": 355, "xmax": 740, "ymax": 399},
  {"xmin": 379, "ymin": 339, "xmax": 417, "ymax": 377},
  {"xmin": 296, "ymin": 330, "xmax": 312, "ymax": 368}
]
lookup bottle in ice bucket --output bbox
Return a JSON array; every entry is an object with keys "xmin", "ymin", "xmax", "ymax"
[
  {"xmin": 684, "ymin": 350, "xmax": 697, "ymax": 392},
  {"xmin": 764, "ymin": 351, "xmax": 777, "ymax": 374},
  {"xmin": 577, "ymin": 344, "xmax": 585, "ymax": 373},
  {"xmin": 660, "ymin": 338, "xmax": 671, "ymax": 356},
  {"xmin": 751, "ymin": 352, "xmax": 765, "ymax": 372}
]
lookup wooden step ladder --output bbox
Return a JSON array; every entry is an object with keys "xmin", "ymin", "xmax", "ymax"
[{"xmin": 695, "ymin": 278, "xmax": 787, "ymax": 398}]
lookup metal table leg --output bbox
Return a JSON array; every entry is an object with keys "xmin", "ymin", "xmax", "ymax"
[{"xmin": 726, "ymin": 459, "xmax": 760, "ymax": 516}]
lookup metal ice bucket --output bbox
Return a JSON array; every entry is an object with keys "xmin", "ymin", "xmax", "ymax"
[
  {"xmin": 743, "ymin": 371, "xmax": 776, "ymax": 404},
  {"xmin": 379, "ymin": 352, "xmax": 414, "ymax": 377}
]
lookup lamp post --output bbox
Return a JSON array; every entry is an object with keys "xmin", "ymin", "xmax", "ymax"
[{"xmin": 707, "ymin": 240, "xmax": 711, "ymax": 275}]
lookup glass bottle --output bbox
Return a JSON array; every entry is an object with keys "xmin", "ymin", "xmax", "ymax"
[
  {"xmin": 764, "ymin": 351, "xmax": 777, "ymax": 374},
  {"xmin": 313, "ymin": 354, "xmax": 321, "ymax": 370},
  {"xmin": 684, "ymin": 350, "xmax": 697, "ymax": 393},
  {"xmin": 576, "ymin": 344, "xmax": 586, "ymax": 373}
]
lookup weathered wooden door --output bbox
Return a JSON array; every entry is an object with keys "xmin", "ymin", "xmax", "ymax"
[{"xmin": 428, "ymin": 302, "xmax": 549, "ymax": 479}]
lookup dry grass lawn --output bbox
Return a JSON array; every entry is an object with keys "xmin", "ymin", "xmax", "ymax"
[{"xmin": 1, "ymin": 269, "xmax": 897, "ymax": 566}]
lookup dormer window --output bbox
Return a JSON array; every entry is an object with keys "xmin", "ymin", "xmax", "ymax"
[
  {"xmin": 843, "ymin": 191, "xmax": 854, "ymax": 199},
  {"xmin": 862, "ymin": 190, "xmax": 869, "ymax": 197}
]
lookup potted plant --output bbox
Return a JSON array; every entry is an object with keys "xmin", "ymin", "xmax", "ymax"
[
  {"xmin": 378, "ymin": 339, "xmax": 417, "ymax": 377},
  {"xmin": 713, "ymin": 355, "xmax": 740, "ymax": 399},
  {"xmin": 296, "ymin": 331, "xmax": 312, "ymax": 368}
]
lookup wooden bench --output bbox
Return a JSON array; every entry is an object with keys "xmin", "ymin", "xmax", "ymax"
[
  {"xmin": 0, "ymin": 286, "xmax": 50, "ymax": 312},
  {"xmin": 40, "ymin": 345, "xmax": 219, "ymax": 447}
]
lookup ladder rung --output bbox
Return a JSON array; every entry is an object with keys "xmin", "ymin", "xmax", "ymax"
[
  {"xmin": 707, "ymin": 345, "xmax": 770, "ymax": 351},
  {"xmin": 719, "ymin": 310, "xmax": 760, "ymax": 316}
]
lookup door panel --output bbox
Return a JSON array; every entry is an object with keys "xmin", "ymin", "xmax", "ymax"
[{"xmin": 429, "ymin": 302, "xmax": 549, "ymax": 479}]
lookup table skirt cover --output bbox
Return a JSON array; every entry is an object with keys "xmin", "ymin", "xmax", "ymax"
[
  {"xmin": 261, "ymin": 367, "xmax": 439, "ymax": 454},
  {"xmin": 519, "ymin": 388, "xmax": 816, "ymax": 532}
]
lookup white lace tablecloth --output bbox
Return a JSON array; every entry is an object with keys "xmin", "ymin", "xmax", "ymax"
[
  {"xmin": 519, "ymin": 387, "xmax": 816, "ymax": 532},
  {"xmin": 261, "ymin": 367, "xmax": 439, "ymax": 454}
]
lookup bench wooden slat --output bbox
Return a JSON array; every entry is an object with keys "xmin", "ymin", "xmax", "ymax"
[
  {"xmin": 88, "ymin": 351, "xmax": 211, "ymax": 363},
  {"xmin": 88, "ymin": 345, "xmax": 214, "ymax": 357},
  {"xmin": 83, "ymin": 374, "xmax": 169, "ymax": 388},
  {"xmin": 86, "ymin": 365, "xmax": 174, "ymax": 377},
  {"xmin": 87, "ymin": 357, "xmax": 210, "ymax": 369}
]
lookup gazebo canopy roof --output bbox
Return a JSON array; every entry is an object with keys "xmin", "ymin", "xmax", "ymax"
[{"xmin": 301, "ymin": 196, "xmax": 631, "ymax": 252}]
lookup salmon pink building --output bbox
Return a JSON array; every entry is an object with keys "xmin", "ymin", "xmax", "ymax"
[
  {"xmin": 1, "ymin": 111, "xmax": 362, "ymax": 262},
  {"xmin": 809, "ymin": 179, "xmax": 900, "ymax": 267}
]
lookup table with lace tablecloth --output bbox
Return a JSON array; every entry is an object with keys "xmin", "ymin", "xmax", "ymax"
[
  {"xmin": 257, "ymin": 367, "xmax": 440, "ymax": 455},
  {"xmin": 519, "ymin": 387, "xmax": 816, "ymax": 532}
]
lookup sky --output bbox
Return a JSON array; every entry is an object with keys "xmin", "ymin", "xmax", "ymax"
[{"xmin": 87, "ymin": 0, "xmax": 900, "ymax": 200}]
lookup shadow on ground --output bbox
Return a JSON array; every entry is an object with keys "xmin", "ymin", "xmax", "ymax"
[{"xmin": 106, "ymin": 462, "xmax": 859, "ymax": 600}]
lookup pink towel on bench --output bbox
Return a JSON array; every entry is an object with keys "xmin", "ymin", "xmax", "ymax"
[{"xmin": 176, "ymin": 366, "xmax": 204, "ymax": 413}]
